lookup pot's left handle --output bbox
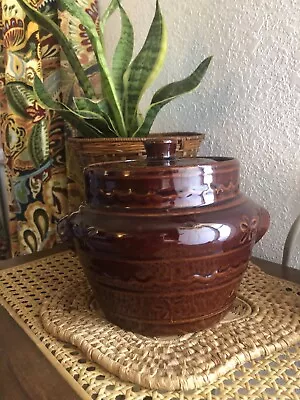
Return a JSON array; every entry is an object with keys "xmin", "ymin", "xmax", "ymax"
[{"xmin": 57, "ymin": 212, "xmax": 79, "ymax": 243}]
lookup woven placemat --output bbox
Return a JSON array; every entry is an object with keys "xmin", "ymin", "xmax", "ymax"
[
  {"xmin": 1, "ymin": 251, "xmax": 300, "ymax": 399},
  {"xmin": 40, "ymin": 262, "xmax": 300, "ymax": 391}
]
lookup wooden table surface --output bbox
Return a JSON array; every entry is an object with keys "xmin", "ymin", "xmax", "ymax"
[{"xmin": 0, "ymin": 245, "xmax": 299, "ymax": 400}]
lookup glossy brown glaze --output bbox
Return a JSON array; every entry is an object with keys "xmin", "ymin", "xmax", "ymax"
[{"xmin": 58, "ymin": 139, "xmax": 270, "ymax": 336}]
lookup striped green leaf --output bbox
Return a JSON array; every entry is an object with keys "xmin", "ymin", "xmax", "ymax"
[
  {"xmin": 73, "ymin": 97, "xmax": 118, "ymax": 135},
  {"xmin": 100, "ymin": 0, "xmax": 118, "ymax": 36},
  {"xmin": 112, "ymin": 1, "xmax": 134, "ymax": 102},
  {"xmin": 58, "ymin": 0, "xmax": 126, "ymax": 137},
  {"xmin": 134, "ymin": 56, "xmax": 212, "ymax": 137},
  {"xmin": 16, "ymin": 0, "xmax": 95, "ymax": 99},
  {"xmin": 73, "ymin": 97, "xmax": 110, "ymax": 114},
  {"xmin": 123, "ymin": 0, "xmax": 167, "ymax": 131},
  {"xmin": 100, "ymin": 0, "xmax": 118, "ymax": 24},
  {"xmin": 33, "ymin": 75, "xmax": 106, "ymax": 138}
]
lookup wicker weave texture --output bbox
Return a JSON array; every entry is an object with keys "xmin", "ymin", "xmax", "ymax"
[
  {"xmin": 1, "ymin": 251, "xmax": 300, "ymax": 399},
  {"xmin": 68, "ymin": 133, "xmax": 205, "ymax": 162},
  {"xmin": 39, "ymin": 264, "xmax": 300, "ymax": 391}
]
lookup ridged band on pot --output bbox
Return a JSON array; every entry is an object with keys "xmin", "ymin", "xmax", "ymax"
[{"xmin": 84, "ymin": 157, "xmax": 240, "ymax": 210}]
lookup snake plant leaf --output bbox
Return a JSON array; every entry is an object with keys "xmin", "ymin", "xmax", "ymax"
[
  {"xmin": 73, "ymin": 97, "xmax": 118, "ymax": 135},
  {"xmin": 100, "ymin": 0, "xmax": 118, "ymax": 26},
  {"xmin": 16, "ymin": 0, "xmax": 95, "ymax": 99},
  {"xmin": 58, "ymin": 0, "xmax": 127, "ymax": 137},
  {"xmin": 28, "ymin": 119, "xmax": 50, "ymax": 168},
  {"xmin": 33, "ymin": 75, "xmax": 106, "ymax": 138},
  {"xmin": 73, "ymin": 97, "xmax": 110, "ymax": 114},
  {"xmin": 123, "ymin": 0, "xmax": 167, "ymax": 130},
  {"xmin": 134, "ymin": 56, "xmax": 212, "ymax": 137},
  {"xmin": 112, "ymin": 1, "xmax": 134, "ymax": 102},
  {"xmin": 100, "ymin": 0, "xmax": 118, "ymax": 36},
  {"xmin": 137, "ymin": 110, "xmax": 144, "ymax": 126}
]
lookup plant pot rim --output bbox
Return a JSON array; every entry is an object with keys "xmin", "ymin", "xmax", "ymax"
[{"xmin": 68, "ymin": 132, "xmax": 205, "ymax": 143}]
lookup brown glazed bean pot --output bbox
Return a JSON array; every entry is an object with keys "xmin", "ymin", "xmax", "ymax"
[{"xmin": 58, "ymin": 138, "xmax": 270, "ymax": 336}]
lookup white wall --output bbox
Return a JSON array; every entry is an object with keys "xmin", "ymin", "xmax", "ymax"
[{"xmin": 102, "ymin": 0, "xmax": 300, "ymax": 266}]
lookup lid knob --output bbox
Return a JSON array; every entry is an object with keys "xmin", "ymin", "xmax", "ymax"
[{"xmin": 144, "ymin": 138, "xmax": 177, "ymax": 160}]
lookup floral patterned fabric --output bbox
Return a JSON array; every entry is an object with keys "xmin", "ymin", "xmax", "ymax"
[
  {"xmin": 0, "ymin": 0, "xmax": 100, "ymax": 257},
  {"xmin": 0, "ymin": 148, "xmax": 9, "ymax": 259}
]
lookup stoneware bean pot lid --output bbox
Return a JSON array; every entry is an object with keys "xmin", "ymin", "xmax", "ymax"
[{"xmin": 84, "ymin": 138, "xmax": 239, "ymax": 210}]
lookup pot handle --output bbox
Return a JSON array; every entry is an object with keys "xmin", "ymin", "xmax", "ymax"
[
  {"xmin": 255, "ymin": 207, "xmax": 270, "ymax": 244},
  {"xmin": 57, "ymin": 212, "xmax": 79, "ymax": 243}
]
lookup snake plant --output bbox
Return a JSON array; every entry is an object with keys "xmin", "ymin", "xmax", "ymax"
[{"xmin": 17, "ymin": 0, "xmax": 212, "ymax": 138}]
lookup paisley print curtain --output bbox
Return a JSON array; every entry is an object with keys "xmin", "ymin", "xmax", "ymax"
[
  {"xmin": 0, "ymin": 0, "xmax": 100, "ymax": 257},
  {"xmin": 0, "ymin": 140, "xmax": 9, "ymax": 259}
]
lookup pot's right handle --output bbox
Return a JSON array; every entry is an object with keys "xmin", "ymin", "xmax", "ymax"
[{"xmin": 255, "ymin": 207, "xmax": 270, "ymax": 244}]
